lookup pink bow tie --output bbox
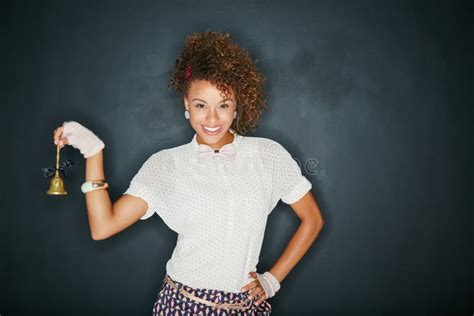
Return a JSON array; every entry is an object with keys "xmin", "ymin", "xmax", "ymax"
[{"xmin": 198, "ymin": 143, "xmax": 236, "ymax": 161}]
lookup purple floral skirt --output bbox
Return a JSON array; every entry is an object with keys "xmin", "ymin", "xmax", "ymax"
[{"xmin": 152, "ymin": 274, "xmax": 272, "ymax": 315}]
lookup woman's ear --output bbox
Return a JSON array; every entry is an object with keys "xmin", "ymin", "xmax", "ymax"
[{"xmin": 183, "ymin": 96, "xmax": 188, "ymax": 109}]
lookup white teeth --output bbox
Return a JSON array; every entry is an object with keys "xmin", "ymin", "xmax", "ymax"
[{"xmin": 204, "ymin": 126, "xmax": 220, "ymax": 132}]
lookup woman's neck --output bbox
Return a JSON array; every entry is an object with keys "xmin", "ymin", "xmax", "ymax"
[{"xmin": 196, "ymin": 130, "xmax": 235, "ymax": 150}]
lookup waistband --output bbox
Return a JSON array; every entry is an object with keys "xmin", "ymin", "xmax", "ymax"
[{"xmin": 164, "ymin": 274, "xmax": 254, "ymax": 311}]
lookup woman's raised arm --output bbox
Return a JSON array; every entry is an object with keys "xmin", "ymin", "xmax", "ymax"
[
  {"xmin": 53, "ymin": 122, "xmax": 147, "ymax": 241},
  {"xmin": 85, "ymin": 151, "xmax": 147, "ymax": 240}
]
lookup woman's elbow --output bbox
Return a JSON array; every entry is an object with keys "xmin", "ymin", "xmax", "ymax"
[
  {"xmin": 309, "ymin": 214, "xmax": 324, "ymax": 231},
  {"xmin": 314, "ymin": 216, "xmax": 324, "ymax": 230},
  {"xmin": 91, "ymin": 228, "xmax": 110, "ymax": 241},
  {"xmin": 91, "ymin": 232, "xmax": 106, "ymax": 241}
]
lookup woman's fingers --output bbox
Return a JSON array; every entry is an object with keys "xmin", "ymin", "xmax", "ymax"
[
  {"xmin": 255, "ymin": 291, "xmax": 266, "ymax": 305},
  {"xmin": 53, "ymin": 127, "xmax": 63, "ymax": 144},
  {"xmin": 59, "ymin": 137, "xmax": 69, "ymax": 148},
  {"xmin": 241, "ymin": 271, "xmax": 257, "ymax": 293},
  {"xmin": 53, "ymin": 126, "xmax": 68, "ymax": 148},
  {"xmin": 245, "ymin": 279, "xmax": 265, "ymax": 300},
  {"xmin": 244, "ymin": 272, "xmax": 267, "ymax": 305},
  {"xmin": 249, "ymin": 286, "xmax": 264, "ymax": 299},
  {"xmin": 241, "ymin": 279, "xmax": 258, "ymax": 293}
]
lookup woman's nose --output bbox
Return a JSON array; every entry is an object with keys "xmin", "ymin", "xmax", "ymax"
[{"xmin": 206, "ymin": 109, "xmax": 218, "ymax": 122}]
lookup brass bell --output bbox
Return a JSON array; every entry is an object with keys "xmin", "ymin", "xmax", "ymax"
[
  {"xmin": 46, "ymin": 145, "xmax": 68, "ymax": 195},
  {"xmin": 47, "ymin": 169, "xmax": 67, "ymax": 195}
]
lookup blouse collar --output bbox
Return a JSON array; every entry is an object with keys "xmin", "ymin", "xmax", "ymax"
[{"xmin": 189, "ymin": 128, "xmax": 242, "ymax": 156}]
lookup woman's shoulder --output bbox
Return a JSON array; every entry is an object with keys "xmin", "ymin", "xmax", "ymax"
[
  {"xmin": 240, "ymin": 134, "xmax": 287, "ymax": 155},
  {"xmin": 241, "ymin": 134, "xmax": 278, "ymax": 145},
  {"xmin": 148, "ymin": 139, "xmax": 201, "ymax": 168},
  {"xmin": 142, "ymin": 142, "xmax": 186, "ymax": 164},
  {"xmin": 241, "ymin": 134, "xmax": 300, "ymax": 173}
]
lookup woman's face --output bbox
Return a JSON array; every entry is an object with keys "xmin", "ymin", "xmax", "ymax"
[{"xmin": 183, "ymin": 80, "xmax": 237, "ymax": 150}]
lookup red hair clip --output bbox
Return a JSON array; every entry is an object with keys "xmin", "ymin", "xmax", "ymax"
[{"xmin": 185, "ymin": 64, "xmax": 192, "ymax": 80}]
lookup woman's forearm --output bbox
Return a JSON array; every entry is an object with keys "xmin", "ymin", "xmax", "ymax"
[
  {"xmin": 269, "ymin": 218, "xmax": 324, "ymax": 283},
  {"xmin": 85, "ymin": 150, "xmax": 113, "ymax": 240}
]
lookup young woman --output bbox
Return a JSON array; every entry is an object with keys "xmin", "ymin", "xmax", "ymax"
[{"xmin": 53, "ymin": 30, "xmax": 324, "ymax": 315}]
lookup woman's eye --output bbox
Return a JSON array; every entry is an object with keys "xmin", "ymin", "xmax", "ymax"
[
  {"xmin": 195, "ymin": 103, "xmax": 205, "ymax": 109},
  {"xmin": 220, "ymin": 103, "xmax": 229, "ymax": 108}
]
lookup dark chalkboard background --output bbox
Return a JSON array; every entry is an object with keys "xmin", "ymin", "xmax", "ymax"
[{"xmin": 1, "ymin": 0, "xmax": 472, "ymax": 315}]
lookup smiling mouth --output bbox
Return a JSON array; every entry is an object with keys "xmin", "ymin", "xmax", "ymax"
[{"xmin": 202, "ymin": 125, "xmax": 221, "ymax": 135}]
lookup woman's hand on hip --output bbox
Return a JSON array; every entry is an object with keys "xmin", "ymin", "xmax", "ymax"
[{"xmin": 241, "ymin": 271, "xmax": 267, "ymax": 306}]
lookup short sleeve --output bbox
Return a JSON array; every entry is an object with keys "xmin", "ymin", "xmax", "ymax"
[
  {"xmin": 123, "ymin": 152, "xmax": 177, "ymax": 226},
  {"xmin": 268, "ymin": 140, "xmax": 312, "ymax": 209}
]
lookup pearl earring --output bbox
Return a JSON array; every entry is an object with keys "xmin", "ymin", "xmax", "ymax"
[
  {"xmin": 184, "ymin": 110, "xmax": 190, "ymax": 119},
  {"xmin": 233, "ymin": 111, "xmax": 237, "ymax": 119}
]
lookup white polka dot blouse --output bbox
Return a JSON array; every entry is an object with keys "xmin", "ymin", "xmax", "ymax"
[{"xmin": 123, "ymin": 129, "xmax": 312, "ymax": 293}]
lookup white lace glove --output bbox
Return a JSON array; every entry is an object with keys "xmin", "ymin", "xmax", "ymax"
[
  {"xmin": 62, "ymin": 121, "xmax": 105, "ymax": 158},
  {"xmin": 256, "ymin": 271, "xmax": 281, "ymax": 299}
]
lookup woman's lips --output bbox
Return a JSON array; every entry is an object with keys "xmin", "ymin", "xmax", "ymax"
[{"xmin": 202, "ymin": 125, "xmax": 222, "ymax": 135}]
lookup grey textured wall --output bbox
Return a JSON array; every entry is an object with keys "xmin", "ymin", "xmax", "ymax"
[{"xmin": 2, "ymin": 0, "xmax": 472, "ymax": 315}]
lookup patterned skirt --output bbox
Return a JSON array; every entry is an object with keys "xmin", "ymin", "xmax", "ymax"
[{"xmin": 152, "ymin": 274, "xmax": 272, "ymax": 315}]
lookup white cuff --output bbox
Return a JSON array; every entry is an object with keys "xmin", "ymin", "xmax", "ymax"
[
  {"xmin": 256, "ymin": 271, "xmax": 281, "ymax": 299},
  {"xmin": 81, "ymin": 181, "xmax": 108, "ymax": 193}
]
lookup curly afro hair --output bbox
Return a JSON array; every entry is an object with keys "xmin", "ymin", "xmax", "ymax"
[{"xmin": 168, "ymin": 30, "xmax": 267, "ymax": 135}]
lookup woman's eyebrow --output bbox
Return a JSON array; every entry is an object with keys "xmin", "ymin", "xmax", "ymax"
[{"xmin": 191, "ymin": 98, "xmax": 234, "ymax": 103}]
